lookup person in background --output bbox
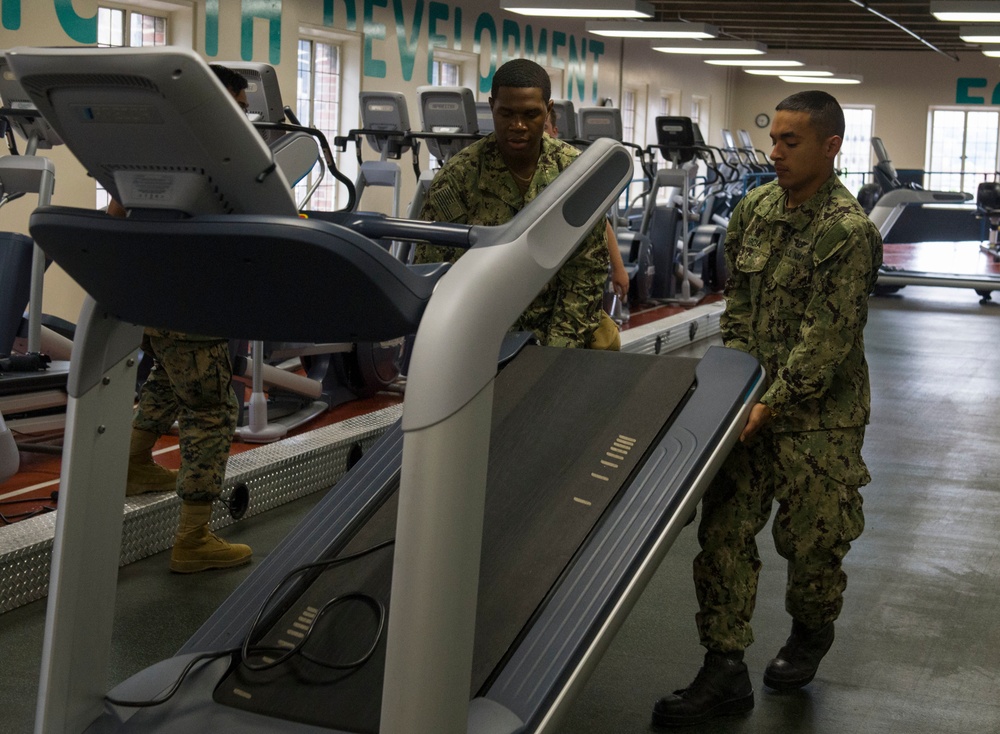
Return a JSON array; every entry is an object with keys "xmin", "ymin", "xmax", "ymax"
[
  {"xmin": 544, "ymin": 107, "xmax": 631, "ymax": 306},
  {"xmin": 652, "ymin": 89, "xmax": 882, "ymax": 727},
  {"xmin": 414, "ymin": 58, "xmax": 613, "ymax": 349},
  {"xmin": 119, "ymin": 63, "xmax": 252, "ymax": 574}
]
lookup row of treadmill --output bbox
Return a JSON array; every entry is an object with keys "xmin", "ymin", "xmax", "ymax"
[{"xmin": 0, "ymin": 44, "xmax": 766, "ymax": 734}]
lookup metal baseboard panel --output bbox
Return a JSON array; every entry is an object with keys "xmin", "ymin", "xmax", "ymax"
[
  {"xmin": 0, "ymin": 404, "xmax": 402, "ymax": 613},
  {"xmin": 620, "ymin": 301, "xmax": 724, "ymax": 355}
]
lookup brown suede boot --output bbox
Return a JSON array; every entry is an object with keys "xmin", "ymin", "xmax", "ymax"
[
  {"xmin": 169, "ymin": 502, "xmax": 252, "ymax": 573},
  {"xmin": 126, "ymin": 429, "xmax": 177, "ymax": 496}
]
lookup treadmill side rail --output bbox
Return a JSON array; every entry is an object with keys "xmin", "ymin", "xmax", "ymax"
[{"xmin": 486, "ymin": 346, "xmax": 765, "ymax": 733}]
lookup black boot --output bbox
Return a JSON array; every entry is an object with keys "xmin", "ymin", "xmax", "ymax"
[
  {"xmin": 652, "ymin": 650, "xmax": 754, "ymax": 727},
  {"xmin": 763, "ymin": 619, "xmax": 835, "ymax": 691}
]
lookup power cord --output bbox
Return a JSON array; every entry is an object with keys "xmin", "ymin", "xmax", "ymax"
[
  {"xmin": 104, "ymin": 538, "xmax": 395, "ymax": 708},
  {"xmin": 240, "ymin": 538, "xmax": 394, "ymax": 672}
]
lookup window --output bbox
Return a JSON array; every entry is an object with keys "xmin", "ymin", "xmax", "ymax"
[
  {"xmin": 690, "ymin": 95, "xmax": 710, "ymax": 142},
  {"xmin": 97, "ymin": 7, "xmax": 167, "ymax": 48},
  {"xmin": 431, "ymin": 59, "xmax": 460, "ymax": 87},
  {"xmin": 297, "ymin": 38, "xmax": 342, "ymax": 210},
  {"xmin": 621, "ymin": 89, "xmax": 636, "ymax": 145},
  {"xmin": 838, "ymin": 106, "xmax": 874, "ymax": 195},
  {"xmin": 96, "ymin": 5, "xmax": 168, "ymax": 208},
  {"xmin": 927, "ymin": 108, "xmax": 997, "ymax": 194}
]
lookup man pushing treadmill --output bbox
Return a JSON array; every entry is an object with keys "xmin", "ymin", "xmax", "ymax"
[{"xmin": 652, "ymin": 90, "xmax": 882, "ymax": 727}]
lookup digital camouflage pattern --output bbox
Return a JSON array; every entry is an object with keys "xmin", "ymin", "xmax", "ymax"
[
  {"xmin": 133, "ymin": 328, "xmax": 238, "ymax": 502},
  {"xmin": 695, "ymin": 173, "xmax": 881, "ymax": 652},
  {"xmin": 721, "ymin": 175, "xmax": 883, "ymax": 432},
  {"xmin": 413, "ymin": 133, "xmax": 609, "ymax": 348},
  {"xmin": 695, "ymin": 428, "xmax": 867, "ymax": 651}
]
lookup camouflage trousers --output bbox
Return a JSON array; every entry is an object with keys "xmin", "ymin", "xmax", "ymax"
[
  {"xmin": 132, "ymin": 330, "xmax": 238, "ymax": 503},
  {"xmin": 694, "ymin": 427, "xmax": 868, "ymax": 652}
]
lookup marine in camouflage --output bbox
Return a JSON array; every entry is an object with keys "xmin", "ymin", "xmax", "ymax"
[
  {"xmin": 132, "ymin": 328, "xmax": 238, "ymax": 503},
  {"xmin": 413, "ymin": 133, "xmax": 609, "ymax": 348},
  {"xmin": 695, "ymin": 173, "xmax": 882, "ymax": 652}
]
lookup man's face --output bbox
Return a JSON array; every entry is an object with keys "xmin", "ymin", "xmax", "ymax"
[
  {"xmin": 489, "ymin": 86, "xmax": 552, "ymax": 164},
  {"xmin": 231, "ymin": 88, "xmax": 250, "ymax": 114},
  {"xmin": 769, "ymin": 109, "xmax": 841, "ymax": 204}
]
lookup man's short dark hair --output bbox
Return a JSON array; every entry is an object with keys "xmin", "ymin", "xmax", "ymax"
[
  {"xmin": 491, "ymin": 58, "xmax": 551, "ymax": 102},
  {"xmin": 209, "ymin": 63, "xmax": 249, "ymax": 95},
  {"xmin": 775, "ymin": 90, "xmax": 845, "ymax": 139}
]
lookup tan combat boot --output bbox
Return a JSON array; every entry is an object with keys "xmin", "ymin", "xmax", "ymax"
[
  {"xmin": 169, "ymin": 501, "xmax": 252, "ymax": 573},
  {"xmin": 126, "ymin": 429, "xmax": 177, "ymax": 496}
]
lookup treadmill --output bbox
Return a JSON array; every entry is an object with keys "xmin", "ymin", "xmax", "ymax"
[
  {"xmin": 867, "ymin": 137, "xmax": 999, "ymax": 299},
  {"xmin": 8, "ymin": 46, "xmax": 764, "ymax": 734}
]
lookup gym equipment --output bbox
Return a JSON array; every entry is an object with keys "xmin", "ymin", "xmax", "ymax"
[
  {"xmin": 0, "ymin": 53, "xmax": 73, "ymax": 468},
  {"xmin": 403, "ymin": 85, "xmax": 481, "ymax": 221},
  {"xmin": 736, "ymin": 129, "xmax": 773, "ymax": 173},
  {"xmin": 866, "ymin": 136, "xmax": 977, "ymax": 244},
  {"xmin": 868, "ymin": 137, "xmax": 998, "ymax": 301},
  {"xmin": 222, "ymin": 63, "xmax": 402, "ymax": 441},
  {"xmin": 11, "ymin": 45, "xmax": 763, "ymax": 734},
  {"xmin": 577, "ymin": 106, "xmax": 623, "ymax": 144},
  {"xmin": 474, "ymin": 101, "xmax": 494, "ymax": 134},
  {"xmin": 635, "ymin": 116, "xmax": 727, "ymax": 303},
  {"xmin": 977, "ymin": 180, "xmax": 1000, "ymax": 261},
  {"xmin": 341, "ymin": 91, "xmax": 413, "ymax": 217}
]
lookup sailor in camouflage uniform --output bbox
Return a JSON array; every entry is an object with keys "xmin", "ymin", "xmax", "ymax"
[
  {"xmin": 122, "ymin": 62, "xmax": 254, "ymax": 574},
  {"xmin": 414, "ymin": 58, "xmax": 609, "ymax": 348},
  {"xmin": 653, "ymin": 90, "xmax": 882, "ymax": 728}
]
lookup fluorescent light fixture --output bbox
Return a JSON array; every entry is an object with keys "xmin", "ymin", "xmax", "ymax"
[
  {"xmin": 959, "ymin": 24, "xmax": 1000, "ymax": 41},
  {"xmin": 705, "ymin": 57, "xmax": 804, "ymax": 67},
  {"xmin": 652, "ymin": 39, "xmax": 767, "ymax": 55},
  {"xmin": 981, "ymin": 44, "xmax": 1000, "ymax": 55},
  {"xmin": 501, "ymin": 0, "xmax": 653, "ymax": 18},
  {"xmin": 586, "ymin": 21, "xmax": 717, "ymax": 38},
  {"xmin": 932, "ymin": 1, "xmax": 1000, "ymax": 21},
  {"xmin": 779, "ymin": 74, "xmax": 863, "ymax": 85},
  {"xmin": 745, "ymin": 66, "xmax": 835, "ymax": 76}
]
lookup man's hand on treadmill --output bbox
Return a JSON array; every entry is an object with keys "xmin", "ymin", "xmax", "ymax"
[{"xmin": 739, "ymin": 403, "xmax": 772, "ymax": 443}]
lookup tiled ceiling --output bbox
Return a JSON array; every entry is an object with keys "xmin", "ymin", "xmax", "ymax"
[{"xmin": 647, "ymin": 1, "xmax": 976, "ymax": 58}]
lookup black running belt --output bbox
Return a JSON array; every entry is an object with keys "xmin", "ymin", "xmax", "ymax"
[{"xmin": 214, "ymin": 346, "xmax": 698, "ymax": 732}]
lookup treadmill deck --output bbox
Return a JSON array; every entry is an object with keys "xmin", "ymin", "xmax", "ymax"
[{"xmin": 213, "ymin": 346, "xmax": 698, "ymax": 732}]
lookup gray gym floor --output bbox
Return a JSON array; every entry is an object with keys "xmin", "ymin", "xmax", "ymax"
[{"xmin": 2, "ymin": 285, "xmax": 999, "ymax": 733}]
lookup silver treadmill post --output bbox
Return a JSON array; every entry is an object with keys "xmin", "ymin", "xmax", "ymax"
[
  {"xmin": 381, "ymin": 138, "xmax": 633, "ymax": 734},
  {"xmin": 34, "ymin": 299, "xmax": 143, "ymax": 734}
]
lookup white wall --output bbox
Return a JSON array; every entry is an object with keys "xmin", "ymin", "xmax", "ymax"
[
  {"xmin": 0, "ymin": 0, "xmax": 735, "ymax": 321},
  {"xmin": 9, "ymin": 2, "xmax": 991, "ymax": 322},
  {"xmin": 729, "ymin": 48, "xmax": 1000, "ymax": 173}
]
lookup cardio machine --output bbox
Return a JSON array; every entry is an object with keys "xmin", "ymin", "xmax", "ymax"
[
  {"xmin": 633, "ymin": 116, "xmax": 728, "ymax": 304},
  {"xmin": 0, "ymin": 53, "xmax": 75, "ymax": 471},
  {"xmin": 868, "ymin": 137, "xmax": 1000, "ymax": 301},
  {"xmin": 10, "ymin": 45, "xmax": 763, "ymax": 734},
  {"xmin": 223, "ymin": 63, "xmax": 403, "ymax": 441},
  {"xmin": 866, "ymin": 136, "xmax": 977, "ymax": 243}
]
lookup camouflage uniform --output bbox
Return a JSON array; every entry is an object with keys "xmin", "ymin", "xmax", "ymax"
[
  {"xmin": 414, "ymin": 133, "xmax": 609, "ymax": 348},
  {"xmin": 695, "ymin": 174, "xmax": 882, "ymax": 652},
  {"xmin": 132, "ymin": 328, "xmax": 238, "ymax": 502}
]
